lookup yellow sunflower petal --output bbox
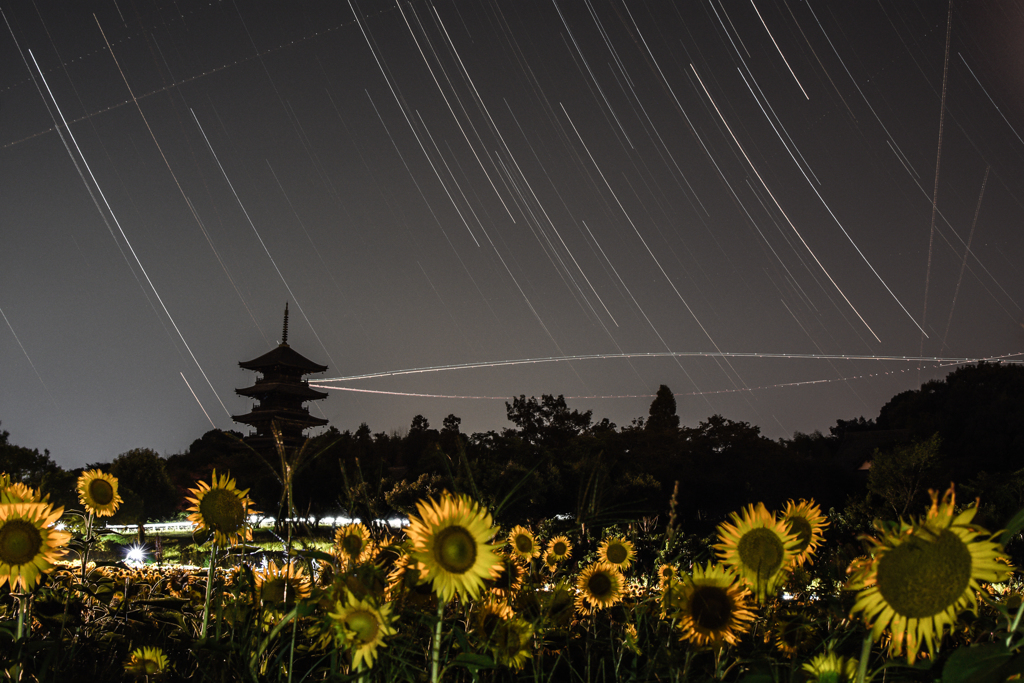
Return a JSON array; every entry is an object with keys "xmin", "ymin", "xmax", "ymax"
[
  {"xmin": 715, "ymin": 503, "xmax": 800, "ymax": 602},
  {"xmin": 666, "ymin": 562, "xmax": 755, "ymax": 648},
  {"xmin": 598, "ymin": 537, "xmax": 636, "ymax": 569},
  {"xmin": 575, "ymin": 562, "xmax": 624, "ymax": 614},
  {"xmin": 329, "ymin": 593, "xmax": 397, "ymax": 671},
  {"xmin": 847, "ymin": 485, "xmax": 1012, "ymax": 663},
  {"xmin": 508, "ymin": 525, "xmax": 540, "ymax": 561},
  {"xmin": 76, "ymin": 469, "xmax": 123, "ymax": 517},
  {"xmin": 0, "ymin": 502, "xmax": 70, "ymax": 591},
  {"xmin": 185, "ymin": 470, "xmax": 256, "ymax": 547},
  {"xmin": 781, "ymin": 498, "xmax": 828, "ymax": 567},
  {"xmin": 406, "ymin": 492, "xmax": 501, "ymax": 603}
]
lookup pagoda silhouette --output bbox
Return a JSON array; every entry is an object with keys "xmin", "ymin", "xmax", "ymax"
[{"xmin": 232, "ymin": 304, "xmax": 328, "ymax": 453}]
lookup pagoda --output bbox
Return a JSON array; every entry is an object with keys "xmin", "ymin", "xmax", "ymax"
[{"xmin": 233, "ymin": 304, "xmax": 328, "ymax": 453}]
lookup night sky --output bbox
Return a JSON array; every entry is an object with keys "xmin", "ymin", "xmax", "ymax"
[{"xmin": 3, "ymin": 1, "xmax": 1024, "ymax": 469}]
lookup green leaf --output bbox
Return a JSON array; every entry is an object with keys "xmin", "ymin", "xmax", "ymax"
[
  {"xmin": 942, "ymin": 643, "xmax": 1015, "ymax": 683},
  {"xmin": 288, "ymin": 547, "xmax": 336, "ymax": 564},
  {"xmin": 736, "ymin": 674, "xmax": 774, "ymax": 683},
  {"xmin": 136, "ymin": 598, "xmax": 190, "ymax": 611},
  {"xmin": 450, "ymin": 653, "xmax": 498, "ymax": 671},
  {"xmin": 493, "ymin": 461, "xmax": 542, "ymax": 517},
  {"xmin": 1000, "ymin": 507, "xmax": 1024, "ymax": 545}
]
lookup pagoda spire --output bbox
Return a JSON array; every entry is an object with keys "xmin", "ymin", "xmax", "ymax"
[
  {"xmin": 233, "ymin": 305, "xmax": 328, "ymax": 453},
  {"xmin": 281, "ymin": 303, "xmax": 289, "ymax": 346}
]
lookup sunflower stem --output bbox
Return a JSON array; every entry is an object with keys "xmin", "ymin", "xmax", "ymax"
[
  {"xmin": 287, "ymin": 607, "xmax": 298, "ymax": 683},
  {"xmin": 1007, "ymin": 600, "xmax": 1024, "ymax": 648},
  {"xmin": 81, "ymin": 511, "xmax": 94, "ymax": 584},
  {"xmin": 200, "ymin": 543, "xmax": 217, "ymax": 640},
  {"xmin": 13, "ymin": 592, "xmax": 26, "ymax": 683},
  {"xmin": 431, "ymin": 598, "xmax": 445, "ymax": 683},
  {"xmin": 855, "ymin": 632, "xmax": 872, "ymax": 683}
]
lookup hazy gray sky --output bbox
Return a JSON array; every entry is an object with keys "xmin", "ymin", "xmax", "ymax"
[{"xmin": 3, "ymin": 1, "xmax": 1023, "ymax": 468}]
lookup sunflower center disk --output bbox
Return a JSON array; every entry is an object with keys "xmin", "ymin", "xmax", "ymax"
[
  {"xmin": 346, "ymin": 610, "xmax": 380, "ymax": 644},
  {"xmin": 606, "ymin": 544, "xmax": 627, "ymax": 564},
  {"xmin": 199, "ymin": 489, "xmax": 245, "ymax": 533},
  {"xmin": 588, "ymin": 572, "xmax": 612, "ymax": 599},
  {"xmin": 691, "ymin": 585, "xmax": 733, "ymax": 631},
  {"xmin": 499, "ymin": 622, "xmax": 524, "ymax": 648},
  {"xmin": 262, "ymin": 579, "xmax": 288, "ymax": 604},
  {"xmin": 0, "ymin": 519, "xmax": 43, "ymax": 566},
  {"xmin": 434, "ymin": 526, "xmax": 477, "ymax": 574},
  {"xmin": 342, "ymin": 535, "xmax": 364, "ymax": 556},
  {"xmin": 553, "ymin": 542, "xmax": 567, "ymax": 556},
  {"xmin": 515, "ymin": 535, "xmax": 533, "ymax": 554},
  {"xmin": 786, "ymin": 517, "xmax": 812, "ymax": 554},
  {"xmin": 876, "ymin": 529, "xmax": 972, "ymax": 619},
  {"xmin": 89, "ymin": 479, "xmax": 115, "ymax": 506},
  {"xmin": 737, "ymin": 527, "xmax": 785, "ymax": 579}
]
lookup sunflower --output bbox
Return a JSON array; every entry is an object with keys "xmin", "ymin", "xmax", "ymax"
[
  {"xmin": 715, "ymin": 503, "xmax": 800, "ymax": 602},
  {"xmin": 772, "ymin": 608, "xmax": 816, "ymax": 655},
  {"xmin": 508, "ymin": 525, "xmax": 540, "ymax": 561},
  {"xmin": 623, "ymin": 623, "xmax": 642, "ymax": 655},
  {"xmin": 472, "ymin": 595, "xmax": 514, "ymax": 644},
  {"xmin": 541, "ymin": 551, "xmax": 560, "ymax": 573},
  {"xmin": 76, "ymin": 469, "xmax": 122, "ymax": 517},
  {"xmin": 598, "ymin": 536, "xmax": 636, "ymax": 569},
  {"xmin": 124, "ymin": 646, "xmax": 170, "ymax": 677},
  {"xmin": 1, "ymin": 483, "xmax": 48, "ymax": 505},
  {"xmin": 547, "ymin": 535, "xmax": 572, "ymax": 561},
  {"xmin": 802, "ymin": 651, "xmax": 859, "ymax": 683},
  {"xmin": 335, "ymin": 523, "xmax": 374, "ymax": 565},
  {"xmin": 385, "ymin": 554, "xmax": 426, "ymax": 598},
  {"xmin": 656, "ymin": 563, "xmax": 677, "ymax": 591},
  {"xmin": 781, "ymin": 498, "xmax": 828, "ymax": 567},
  {"xmin": 666, "ymin": 562, "xmax": 755, "ymax": 648},
  {"xmin": 185, "ymin": 470, "xmax": 255, "ymax": 546},
  {"xmin": 255, "ymin": 560, "xmax": 312, "ymax": 610},
  {"xmin": 406, "ymin": 493, "xmax": 502, "ymax": 602},
  {"xmin": 0, "ymin": 502, "xmax": 70, "ymax": 591},
  {"xmin": 490, "ymin": 617, "xmax": 534, "ymax": 670},
  {"xmin": 542, "ymin": 581, "xmax": 576, "ymax": 628},
  {"xmin": 847, "ymin": 486, "xmax": 1011, "ymax": 663},
  {"xmin": 329, "ymin": 592, "xmax": 397, "ymax": 671},
  {"xmin": 487, "ymin": 552, "xmax": 526, "ymax": 598},
  {"xmin": 575, "ymin": 562, "xmax": 624, "ymax": 614}
]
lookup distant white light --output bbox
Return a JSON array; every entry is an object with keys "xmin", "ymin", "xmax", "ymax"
[
  {"xmin": 54, "ymin": 522, "xmax": 66, "ymax": 531},
  {"xmin": 126, "ymin": 544, "xmax": 146, "ymax": 565}
]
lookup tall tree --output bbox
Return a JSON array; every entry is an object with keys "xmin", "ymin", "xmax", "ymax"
[
  {"xmin": 109, "ymin": 448, "xmax": 179, "ymax": 543},
  {"xmin": 646, "ymin": 385, "xmax": 680, "ymax": 432},
  {"xmin": 0, "ymin": 425, "xmax": 60, "ymax": 486},
  {"xmin": 867, "ymin": 434, "xmax": 942, "ymax": 516},
  {"xmin": 505, "ymin": 395, "xmax": 592, "ymax": 448}
]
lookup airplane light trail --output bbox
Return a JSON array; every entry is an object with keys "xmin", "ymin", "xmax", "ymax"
[
  {"xmin": 311, "ymin": 353, "xmax": 1011, "ymax": 402},
  {"xmin": 315, "ymin": 351, "xmax": 1024, "ymax": 384}
]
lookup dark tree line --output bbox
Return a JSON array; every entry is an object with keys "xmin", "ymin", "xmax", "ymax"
[{"xmin": 6, "ymin": 362, "xmax": 1024, "ymax": 535}]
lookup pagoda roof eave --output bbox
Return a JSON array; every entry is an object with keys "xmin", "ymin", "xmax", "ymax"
[
  {"xmin": 235, "ymin": 383, "xmax": 328, "ymax": 400},
  {"xmin": 239, "ymin": 343, "xmax": 327, "ymax": 373},
  {"xmin": 231, "ymin": 411, "xmax": 329, "ymax": 428}
]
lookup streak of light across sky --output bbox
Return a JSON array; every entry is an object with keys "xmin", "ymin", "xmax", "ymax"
[
  {"xmin": 315, "ymin": 351, "xmax": 1024, "ymax": 384},
  {"xmin": 2, "ymin": 1, "xmax": 1024, "ymax": 467}
]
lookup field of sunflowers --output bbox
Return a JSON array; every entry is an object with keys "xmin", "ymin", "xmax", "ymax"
[{"xmin": 2, "ymin": 466, "xmax": 1024, "ymax": 682}]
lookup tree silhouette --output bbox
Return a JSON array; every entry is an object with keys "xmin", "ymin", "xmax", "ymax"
[
  {"xmin": 109, "ymin": 448, "xmax": 178, "ymax": 543},
  {"xmin": 867, "ymin": 433, "xmax": 942, "ymax": 517},
  {"xmin": 646, "ymin": 385, "xmax": 680, "ymax": 432}
]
